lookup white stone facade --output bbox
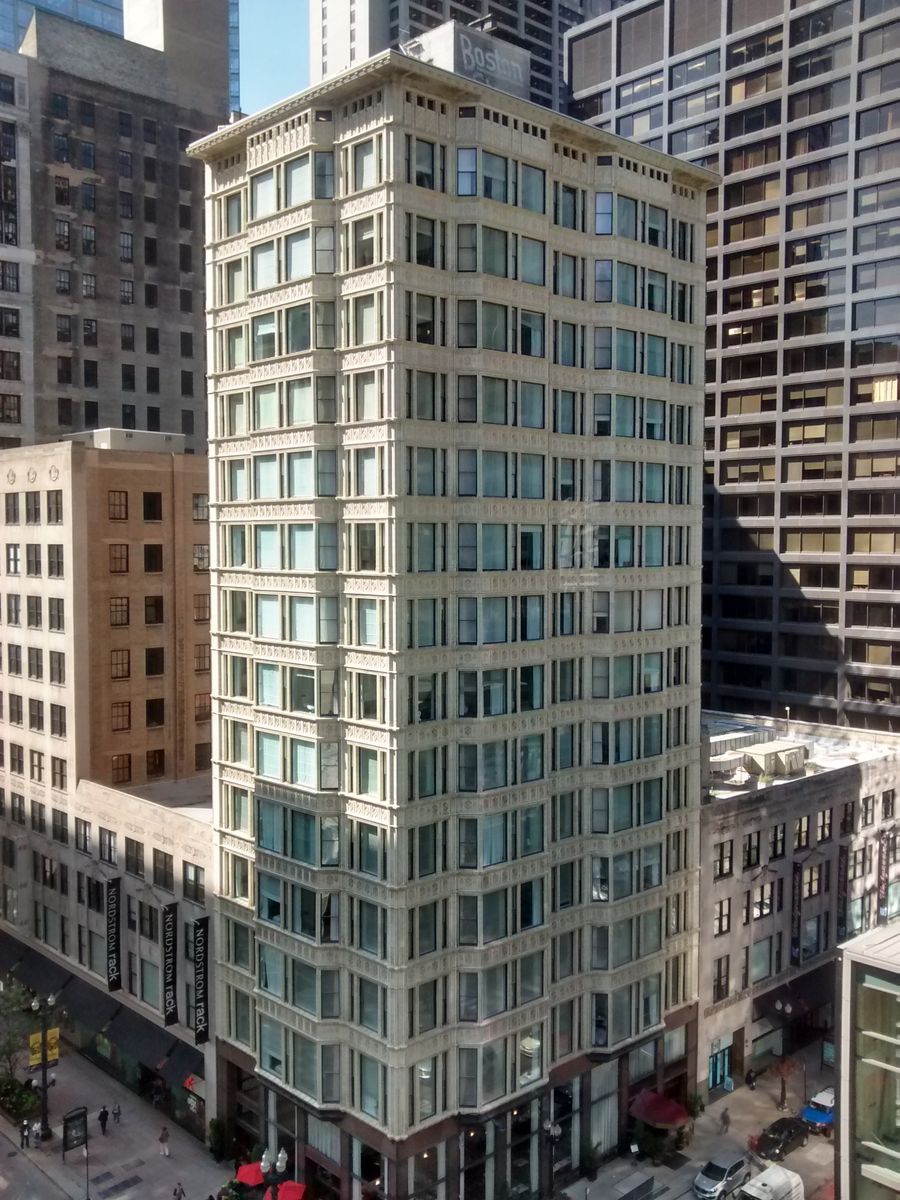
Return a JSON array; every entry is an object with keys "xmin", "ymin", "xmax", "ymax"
[{"xmin": 195, "ymin": 49, "xmax": 712, "ymax": 1197}]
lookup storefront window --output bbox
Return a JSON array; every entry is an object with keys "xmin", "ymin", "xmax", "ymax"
[
  {"xmin": 590, "ymin": 1062, "xmax": 619, "ymax": 1158},
  {"xmin": 353, "ymin": 1141, "xmax": 384, "ymax": 1198}
]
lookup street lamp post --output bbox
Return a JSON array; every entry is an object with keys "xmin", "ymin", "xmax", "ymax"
[
  {"xmin": 542, "ymin": 1118, "xmax": 562, "ymax": 1199},
  {"xmin": 260, "ymin": 1147, "xmax": 289, "ymax": 1199},
  {"xmin": 30, "ymin": 994, "xmax": 57, "ymax": 1140}
]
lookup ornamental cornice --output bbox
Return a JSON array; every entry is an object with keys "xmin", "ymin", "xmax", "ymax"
[
  {"xmin": 222, "ymin": 502, "xmax": 337, "ymax": 521},
  {"xmin": 343, "ymin": 723, "xmax": 393, "ymax": 749},
  {"xmin": 245, "ymin": 205, "xmax": 313, "ymax": 239},
  {"xmin": 341, "ymin": 576, "xmax": 394, "ymax": 596}
]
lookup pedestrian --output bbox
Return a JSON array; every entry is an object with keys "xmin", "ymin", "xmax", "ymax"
[
  {"xmin": 745, "ymin": 1069, "xmax": 757, "ymax": 1091},
  {"xmin": 31, "ymin": 1120, "xmax": 41, "ymax": 1145},
  {"xmin": 720, "ymin": 1107, "xmax": 731, "ymax": 1135},
  {"xmin": 159, "ymin": 1124, "xmax": 171, "ymax": 1157},
  {"xmin": 172, "ymin": 1185, "xmax": 186, "ymax": 1200},
  {"xmin": 112, "ymin": 1102, "xmax": 121, "ymax": 1125},
  {"xmin": 19, "ymin": 1118, "xmax": 29, "ymax": 1149},
  {"xmin": 98, "ymin": 1105, "xmax": 109, "ymax": 1135}
]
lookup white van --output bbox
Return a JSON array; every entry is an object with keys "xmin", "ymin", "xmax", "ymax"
[{"xmin": 737, "ymin": 1164, "xmax": 804, "ymax": 1200}]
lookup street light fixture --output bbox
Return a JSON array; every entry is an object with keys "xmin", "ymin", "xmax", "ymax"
[
  {"xmin": 542, "ymin": 1119, "xmax": 563, "ymax": 1199},
  {"xmin": 29, "ymin": 994, "xmax": 58, "ymax": 1141},
  {"xmin": 260, "ymin": 1146, "xmax": 290, "ymax": 1199}
]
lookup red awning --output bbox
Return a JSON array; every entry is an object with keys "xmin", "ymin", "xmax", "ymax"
[
  {"xmin": 629, "ymin": 1089, "xmax": 690, "ymax": 1129},
  {"xmin": 236, "ymin": 1162, "xmax": 265, "ymax": 1186}
]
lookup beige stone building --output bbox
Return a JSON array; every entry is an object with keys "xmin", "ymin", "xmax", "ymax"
[
  {"xmin": 194, "ymin": 32, "xmax": 713, "ymax": 1200},
  {"xmin": 0, "ymin": 775, "xmax": 216, "ymax": 1137},
  {"xmin": 699, "ymin": 712, "xmax": 900, "ymax": 1098},
  {"xmin": 71, "ymin": 432, "xmax": 214, "ymax": 784},
  {"xmin": 0, "ymin": 432, "xmax": 215, "ymax": 1134},
  {"xmin": 0, "ymin": 433, "xmax": 211, "ymax": 789}
]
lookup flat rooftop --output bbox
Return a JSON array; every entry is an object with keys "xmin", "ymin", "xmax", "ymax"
[
  {"xmin": 125, "ymin": 774, "xmax": 213, "ymax": 822},
  {"xmin": 703, "ymin": 711, "xmax": 897, "ymax": 802},
  {"xmin": 60, "ymin": 428, "xmax": 187, "ymax": 453},
  {"xmin": 841, "ymin": 923, "xmax": 900, "ymax": 969}
]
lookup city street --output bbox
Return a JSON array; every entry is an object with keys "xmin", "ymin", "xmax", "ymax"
[
  {"xmin": 0, "ymin": 1047, "xmax": 231, "ymax": 1200},
  {"xmin": 567, "ymin": 1043, "xmax": 835, "ymax": 1200},
  {"xmin": 0, "ymin": 1145, "xmax": 69, "ymax": 1200}
]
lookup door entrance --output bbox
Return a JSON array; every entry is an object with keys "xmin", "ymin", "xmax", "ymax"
[{"xmin": 708, "ymin": 1045, "xmax": 731, "ymax": 1091}]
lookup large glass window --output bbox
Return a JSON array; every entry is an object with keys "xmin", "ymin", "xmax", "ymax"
[
  {"xmin": 250, "ymin": 170, "xmax": 276, "ymax": 218},
  {"xmin": 521, "ymin": 164, "xmax": 545, "ymax": 212}
]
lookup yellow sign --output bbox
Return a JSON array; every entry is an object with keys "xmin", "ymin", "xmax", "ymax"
[{"xmin": 28, "ymin": 1027, "xmax": 60, "ymax": 1068}]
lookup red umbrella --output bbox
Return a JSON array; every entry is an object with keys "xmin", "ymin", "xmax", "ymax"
[
  {"xmin": 236, "ymin": 1162, "xmax": 265, "ymax": 1186},
  {"xmin": 628, "ymin": 1089, "xmax": 690, "ymax": 1129},
  {"xmin": 278, "ymin": 1184, "xmax": 306, "ymax": 1200}
]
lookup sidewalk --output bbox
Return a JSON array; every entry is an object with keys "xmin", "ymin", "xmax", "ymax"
[
  {"xmin": 565, "ymin": 1042, "xmax": 835, "ymax": 1200},
  {"xmin": 3, "ymin": 1047, "xmax": 232, "ymax": 1200}
]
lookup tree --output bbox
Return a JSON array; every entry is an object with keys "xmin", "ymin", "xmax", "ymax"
[
  {"xmin": 771, "ymin": 1056, "xmax": 800, "ymax": 1111},
  {"xmin": 0, "ymin": 979, "xmax": 34, "ymax": 1080}
]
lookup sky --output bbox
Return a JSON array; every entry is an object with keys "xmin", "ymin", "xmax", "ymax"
[{"xmin": 239, "ymin": 0, "xmax": 310, "ymax": 115}]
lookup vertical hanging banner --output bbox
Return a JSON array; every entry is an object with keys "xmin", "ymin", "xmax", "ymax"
[
  {"xmin": 106, "ymin": 877, "xmax": 122, "ymax": 992},
  {"xmin": 790, "ymin": 861, "xmax": 802, "ymax": 966},
  {"xmin": 877, "ymin": 831, "xmax": 890, "ymax": 925},
  {"xmin": 836, "ymin": 843, "xmax": 849, "ymax": 942},
  {"xmin": 193, "ymin": 916, "xmax": 210, "ymax": 1045},
  {"xmin": 162, "ymin": 903, "xmax": 179, "ymax": 1026}
]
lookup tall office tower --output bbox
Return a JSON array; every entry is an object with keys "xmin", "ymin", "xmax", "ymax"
[
  {"xmin": 0, "ymin": 0, "xmax": 240, "ymax": 110},
  {"xmin": 567, "ymin": 0, "xmax": 900, "ymax": 731},
  {"xmin": 0, "ymin": 0, "xmax": 229, "ymax": 450},
  {"xmin": 0, "ymin": 0, "xmax": 241, "ymax": 111},
  {"xmin": 194, "ymin": 33, "xmax": 710, "ymax": 1198},
  {"xmin": 311, "ymin": 0, "xmax": 585, "ymax": 111},
  {"xmin": 0, "ymin": 0, "xmax": 123, "ymax": 51},
  {"xmin": 229, "ymin": 0, "xmax": 241, "ymax": 111}
]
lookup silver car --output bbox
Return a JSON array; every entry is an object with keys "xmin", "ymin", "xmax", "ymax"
[{"xmin": 693, "ymin": 1151, "xmax": 751, "ymax": 1200}]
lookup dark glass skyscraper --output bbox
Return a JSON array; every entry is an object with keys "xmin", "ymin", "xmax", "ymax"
[{"xmin": 568, "ymin": 0, "xmax": 900, "ymax": 731}]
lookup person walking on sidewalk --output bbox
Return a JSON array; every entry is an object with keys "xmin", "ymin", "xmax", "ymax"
[
  {"xmin": 172, "ymin": 1184, "xmax": 186, "ymax": 1200},
  {"xmin": 720, "ymin": 1107, "xmax": 731, "ymax": 1135},
  {"xmin": 19, "ymin": 1119, "xmax": 29, "ymax": 1149},
  {"xmin": 159, "ymin": 1125, "xmax": 171, "ymax": 1156},
  {"xmin": 98, "ymin": 1105, "xmax": 109, "ymax": 1135},
  {"xmin": 111, "ymin": 1102, "xmax": 121, "ymax": 1125}
]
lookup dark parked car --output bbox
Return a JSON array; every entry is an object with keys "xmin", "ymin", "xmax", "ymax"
[{"xmin": 757, "ymin": 1117, "xmax": 809, "ymax": 1161}]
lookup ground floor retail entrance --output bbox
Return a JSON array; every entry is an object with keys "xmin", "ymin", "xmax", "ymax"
[
  {"xmin": 218, "ymin": 1013, "xmax": 696, "ymax": 1200},
  {"xmin": 0, "ymin": 936, "xmax": 207, "ymax": 1139}
]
